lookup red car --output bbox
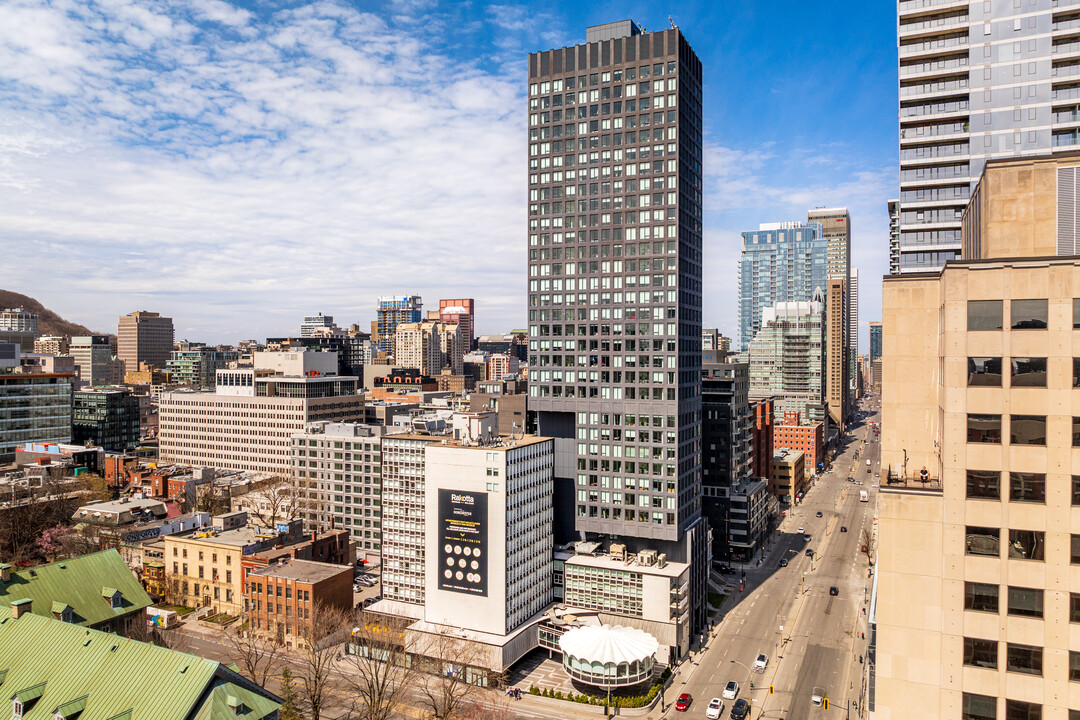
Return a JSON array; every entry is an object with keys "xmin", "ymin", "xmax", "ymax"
[{"xmin": 675, "ymin": 693, "xmax": 692, "ymax": 711}]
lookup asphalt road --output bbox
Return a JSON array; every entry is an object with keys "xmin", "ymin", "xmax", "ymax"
[{"xmin": 667, "ymin": 396, "xmax": 880, "ymax": 720}]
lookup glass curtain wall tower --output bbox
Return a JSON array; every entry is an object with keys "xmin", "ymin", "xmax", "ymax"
[{"xmin": 527, "ymin": 20, "xmax": 709, "ymax": 634}]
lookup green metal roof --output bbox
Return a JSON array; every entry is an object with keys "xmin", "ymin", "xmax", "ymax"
[
  {"xmin": 0, "ymin": 550, "xmax": 151, "ymax": 628},
  {"xmin": 0, "ymin": 607, "xmax": 280, "ymax": 719}
]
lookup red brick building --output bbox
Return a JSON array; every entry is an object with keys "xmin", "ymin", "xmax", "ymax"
[
  {"xmin": 247, "ymin": 558, "xmax": 352, "ymax": 649},
  {"xmin": 773, "ymin": 411, "xmax": 824, "ymax": 478},
  {"xmin": 750, "ymin": 398, "xmax": 775, "ymax": 493}
]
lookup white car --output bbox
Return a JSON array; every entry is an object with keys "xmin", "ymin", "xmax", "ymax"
[
  {"xmin": 753, "ymin": 653, "xmax": 769, "ymax": 672},
  {"xmin": 706, "ymin": 697, "xmax": 724, "ymax": 719},
  {"xmin": 722, "ymin": 681, "xmax": 740, "ymax": 700},
  {"xmin": 797, "ymin": 526, "xmax": 805, "ymax": 534}
]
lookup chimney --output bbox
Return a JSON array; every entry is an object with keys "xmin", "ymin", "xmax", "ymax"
[
  {"xmin": 11, "ymin": 598, "xmax": 31, "ymax": 619},
  {"xmin": 0, "ymin": 564, "xmax": 10, "ymax": 582}
]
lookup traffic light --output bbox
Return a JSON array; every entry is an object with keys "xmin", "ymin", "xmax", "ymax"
[
  {"xmin": 769, "ymin": 685, "xmax": 774, "ymax": 695},
  {"xmin": 824, "ymin": 698, "xmax": 829, "ymax": 710}
]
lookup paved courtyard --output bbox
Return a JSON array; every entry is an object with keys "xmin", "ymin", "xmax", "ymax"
[{"xmin": 506, "ymin": 648, "xmax": 666, "ymax": 699}]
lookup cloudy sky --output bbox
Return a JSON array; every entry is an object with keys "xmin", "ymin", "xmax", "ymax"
[{"xmin": 0, "ymin": 0, "xmax": 896, "ymax": 349}]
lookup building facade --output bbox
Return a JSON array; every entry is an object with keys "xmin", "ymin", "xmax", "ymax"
[
  {"xmin": 772, "ymin": 449, "xmax": 805, "ymax": 505},
  {"xmin": 395, "ymin": 321, "xmax": 443, "ymax": 376},
  {"xmin": 69, "ymin": 335, "xmax": 123, "ymax": 388},
  {"xmin": 0, "ymin": 371, "xmax": 74, "ymax": 463},
  {"xmin": 748, "ymin": 301, "xmax": 827, "ymax": 426},
  {"xmin": 377, "ymin": 296, "xmax": 422, "ymax": 355},
  {"xmin": 301, "ymin": 313, "xmax": 336, "ymax": 338},
  {"xmin": 33, "ymin": 336, "xmax": 67, "ymax": 355},
  {"xmin": 810, "ymin": 207, "xmax": 853, "ymax": 423},
  {"xmin": 439, "ymin": 299, "xmax": 476, "ymax": 351},
  {"xmin": 877, "ymin": 153, "xmax": 1080, "ymax": 719},
  {"xmin": 72, "ymin": 388, "xmax": 140, "ymax": 452},
  {"xmin": 0, "ymin": 308, "xmax": 38, "ymax": 353},
  {"xmin": 738, "ymin": 222, "xmax": 827, "ymax": 351},
  {"xmin": 702, "ymin": 362, "xmax": 753, "ymax": 559},
  {"xmin": 158, "ymin": 355, "xmax": 364, "ymax": 474},
  {"xmin": 117, "ymin": 311, "xmax": 174, "ymax": 372},
  {"xmin": 293, "ymin": 422, "xmax": 389, "ymax": 558},
  {"xmin": 869, "ymin": 320, "xmax": 882, "ymax": 365},
  {"xmin": 773, "ymin": 411, "xmax": 823, "ymax": 480},
  {"xmin": 527, "ymin": 19, "xmax": 710, "ymax": 636},
  {"xmin": 895, "ymin": 0, "xmax": 1080, "ymax": 273},
  {"xmin": 247, "ymin": 558, "xmax": 353, "ymax": 649}
]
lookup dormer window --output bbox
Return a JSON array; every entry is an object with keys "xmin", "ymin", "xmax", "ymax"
[
  {"xmin": 51, "ymin": 602, "xmax": 72, "ymax": 623},
  {"xmin": 12, "ymin": 681, "xmax": 46, "ymax": 718},
  {"xmin": 101, "ymin": 587, "xmax": 121, "ymax": 609}
]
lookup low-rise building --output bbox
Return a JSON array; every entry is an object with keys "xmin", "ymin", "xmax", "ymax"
[
  {"xmin": 72, "ymin": 497, "xmax": 169, "ymax": 526},
  {"xmin": 773, "ymin": 411, "xmax": 823, "ymax": 479},
  {"xmin": 247, "ymin": 558, "xmax": 353, "ymax": 649},
  {"xmin": 0, "ymin": 549, "xmax": 152, "ymax": 632},
  {"xmin": 772, "ymin": 449, "xmax": 806, "ymax": 505}
]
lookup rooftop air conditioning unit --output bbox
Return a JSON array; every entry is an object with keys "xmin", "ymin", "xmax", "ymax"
[
  {"xmin": 637, "ymin": 549, "xmax": 658, "ymax": 566},
  {"xmin": 609, "ymin": 543, "xmax": 627, "ymax": 561},
  {"xmin": 657, "ymin": 553, "xmax": 667, "ymax": 569}
]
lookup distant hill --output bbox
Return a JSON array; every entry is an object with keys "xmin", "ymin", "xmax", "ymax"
[{"xmin": 0, "ymin": 289, "xmax": 103, "ymax": 338}]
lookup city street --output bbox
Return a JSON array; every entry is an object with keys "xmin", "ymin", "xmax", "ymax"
[{"xmin": 664, "ymin": 397, "xmax": 880, "ymax": 720}]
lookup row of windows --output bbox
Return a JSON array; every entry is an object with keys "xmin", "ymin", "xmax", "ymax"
[
  {"xmin": 967, "ymin": 298, "xmax": 1080, "ymax": 331},
  {"xmin": 962, "ymin": 692, "xmax": 1046, "ymax": 720},
  {"xmin": 967, "ymin": 357, "xmax": 1052, "ymax": 387},
  {"xmin": 962, "ymin": 639, "xmax": 1060, "ymax": 678},
  {"xmin": 965, "ymin": 526, "xmax": 1060, "ymax": 561},
  {"xmin": 963, "ymin": 470, "xmax": 1080, "ymax": 503},
  {"xmin": 966, "ymin": 414, "xmax": 1076, "ymax": 445}
]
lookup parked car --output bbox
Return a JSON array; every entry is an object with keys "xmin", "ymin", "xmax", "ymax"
[
  {"xmin": 675, "ymin": 693, "xmax": 692, "ymax": 712},
  {"xmin": 730, "ymin": 699, "xmax": 750, "ymax": 720},
  {"xmin": 840, "ymin": 526, "xmax": 847, "ymax": 533},
  {"xmin": 706, "ymin": 697, "xmax": 725, "ymax": 719},
  {"xmin": 816, "ymin": 511, "xmax": 823, "ymax": 517},
  {"xmin": 722, "ymin": 681, "xmax": 740, "ymax": 700},
  {"xmin": 803, "ymin": 534, "xmax": 812, "ymax": 542},
  {"xmin": 778, "ymin": 558, "xmax": 788, "ymax": 568},
  {"xmin": 830, "ymin": 586, "xmax": 839, "ymax": 596},
  {"xmin": 797, "ymin": 526, "xmax": 805, "ymax": 534},
  {"xmin": 753, "ymin": 653, "xmax": 769, "ymax": 672}
]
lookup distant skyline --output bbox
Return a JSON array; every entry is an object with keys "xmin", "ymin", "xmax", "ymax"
[{"xmin": 0, "ymin": 0, "xmax": 896, "ymax": 351}]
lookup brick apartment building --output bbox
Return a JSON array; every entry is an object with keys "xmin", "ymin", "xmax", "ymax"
[{"xmin": 773, "ymin": 411, "xmax": 823, "ymax": 478}]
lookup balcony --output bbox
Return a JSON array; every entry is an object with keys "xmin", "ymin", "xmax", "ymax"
[
  {"xmin": 900, "ymin": 33, "xmax": 969, "ymax": 58},
  {"xmin": 880, "ymin": 469, "xmax": 942, "ymax": 494},
  {"xmin": 900, "ymin": 57, "xmax": 970, "ymax": 80},
  {"xmin": 1055, "ymin": 0, "xmax": 1080, "ymax": 7},
  {"xmin": 1053, "ymin": 17, "xmax": 1080, "ymax": 33},
  {"xmin": 899, "ymin": 0, "xmax": 970, "ymax": 14},
  {"xmin": 1053, "ymin": 40, "xmax": 1080, "ymax": 58},
  {"xmin": 900, "ymin": 100, "xmax": 970, "ymax": 121},
  {"xmin": 899, "ymin": 12, "xmax": 968, "ymax": 39}
]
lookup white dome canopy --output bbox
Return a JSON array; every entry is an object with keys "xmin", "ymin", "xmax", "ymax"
[{"xmin": 558, "ymin": 624, "xmax": 659, "ymax": 666}]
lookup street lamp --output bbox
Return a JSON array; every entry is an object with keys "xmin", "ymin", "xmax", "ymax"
[{"xmin": 730, "ymin": 659, "xmax": 753, "ymax": 692}]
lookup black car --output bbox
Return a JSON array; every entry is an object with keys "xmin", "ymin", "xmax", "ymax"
[
  {"xmin": 778, "ymin": 558, "xmax": 788, "ymax": 568},
  {"xmin": 829, "ymin": 586, "xmax": 839, "ymax": 596},
  {"xmin": 816, "ymin": 511, "xmax": 823, "ymax": 517},
  {"xmin": 805, "ymin": 548, "xmax": 814, "ymax": 557},
  {"xmin": 840, "ymin": 526, "xmax": 848, "ymax": 533},
  {"xmin": 730, "ymin": 698, "xmax": 750, "ymax": 719}
]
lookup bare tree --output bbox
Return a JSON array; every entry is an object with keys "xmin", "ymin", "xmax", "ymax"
[
  {"xmin": 222, "ymin": 620, "xmax": 284, "ymax": 688},
  {"xmin": 295, "ymin": 601, "xmax": 352, "ymax": 720},
  {"xmin": 338, "ymin": 611, "xmax": 421, "ymax": 720},
  {"xmin": 239, "ymin": 480, "xmax": 301, "ymax": 530},
  {"xmin": 123, "ymin": 616, "xmax": 192, "ymax": 653},
  {"xmin": 415, "ymin": 630, "xmax": 487, "ymax": 720},
  {"xmin": 861, "ymin": 526, "xmax": 875, "ymax": 565}
]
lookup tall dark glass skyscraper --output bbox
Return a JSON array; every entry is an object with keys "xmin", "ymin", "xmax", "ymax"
[{"xmin": 526, "ymin": 20, "xmax": 708, "ymax": 633}]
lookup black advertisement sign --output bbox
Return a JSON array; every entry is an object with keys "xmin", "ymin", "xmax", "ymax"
[{"xmin": 437, "ymin": 489, "xmax": 488, "ymax": 597}]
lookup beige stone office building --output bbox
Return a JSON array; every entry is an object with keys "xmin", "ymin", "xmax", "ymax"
[
  {"xmin": 159, "ymin": 353, "xmax": 364, "ymax": 474},
  {"xmin": 117, "ymin": 311, "xmax": 174, "ymax": 372},
  {"xmin": 877, "ymin": 153, "xmax": 1080, "ymax": 720}
]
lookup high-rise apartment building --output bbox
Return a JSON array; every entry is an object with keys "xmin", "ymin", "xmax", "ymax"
[
  {"xmin": 165, "ymin": 347, "xmax": 238, "ymax": 389},
  {"xmin": 439, "ymin": 299, "xmax": 475, "ymax": 350},
  {"xmin": 527, "ymin": 19, "xmax": 709, "ymax": 635},
  {"xmin": 394, "ymin": 321, "xmax": 443, "ymax": 375},
  {"xmin": 68, "ymin": 336, "xmax": 124, "ymax": 387},
  {"xmin": 877, "ymin": 151, "xmax": 1080, "ymax": 719},
  {"xmin": 809, "ymin": 207, "xmax": 853, "ymax": 425},
  {"xmin": 888, "ymin": 198, "xmax": 901, "ymax": 275},
  {"xmin": 117, "ymin": 311, "xmax": 174, "ymax": 372},
  {"xmin": 738, "ymin": 222, "xmax": 827, "ymax": 351},
  {"xmin": 849, "ymin": 266, "xmax": 860, "ymax": 411},
  {"xmin": 869, "ymin": 320, "xmax": 882, "ymax": 365},
  {"xmin": 748, "ymin": 300, "xmax": 827, "ymax": 426},
  {"xmin": 376, "ymin": 296, "xmax": 422, "ymax": 355},
  {"xmin": 293, "ymin": 422, "xmax": 389, "ymax": 559},
  {"xmin": 896, "ymin": 0, "xmax": 1080, "ymax": 273},
  {"xmin": 33, "ymin": 336, "xmax": 67, "ymax": 355}
]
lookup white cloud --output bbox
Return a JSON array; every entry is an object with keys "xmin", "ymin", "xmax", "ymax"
[{"xmin": 0, "ymin": 0, "xmax": 530, "ymax": 341}]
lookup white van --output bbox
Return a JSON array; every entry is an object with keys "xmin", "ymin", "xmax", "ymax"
[{"xmin": 859, "ymin": 490, "xmax": 869, "ymax": 503}]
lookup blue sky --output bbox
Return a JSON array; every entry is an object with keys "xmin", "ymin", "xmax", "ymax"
[{"xmin": 0, "ymin": 0, "xmax": 897, "ymax": 351}]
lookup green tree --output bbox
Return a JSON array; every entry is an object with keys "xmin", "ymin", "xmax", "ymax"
[{"xmin": 280, "ymin": 667, "xmax": 304, "ymax": 720}]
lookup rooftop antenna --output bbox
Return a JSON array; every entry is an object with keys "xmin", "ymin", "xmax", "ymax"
[{"xmin": 669, "ymin": 16, "xmax": 676, "ymax": 29}]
